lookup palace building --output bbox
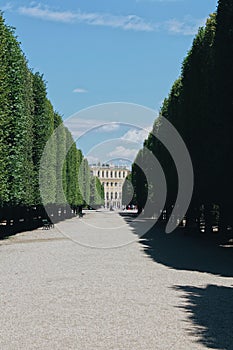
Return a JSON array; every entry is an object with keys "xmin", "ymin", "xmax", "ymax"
[{"xmin": 90, "ymin": 164, "xmax": 130, "ymax": 209}]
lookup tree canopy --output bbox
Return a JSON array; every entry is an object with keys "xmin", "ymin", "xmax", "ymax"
[
  {"xmin": 131, "ymin": 1, "xmax": 233, "ymax": 233},
  {"xmin": 0, "ymin": 13, "xmax": 104, "ymax": 233}
]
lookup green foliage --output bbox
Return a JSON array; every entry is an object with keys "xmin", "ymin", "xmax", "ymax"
[
  {"xmin": 0, "ymin": 15, "xmax": 34, "ymax": 206},
  {"xmin": 78, "ymin": 158, "xmax": 91, "ymax": 206},
  {"xmin": 0, "ymin": 12, "xmax": 91, "ymax": 223},
  {"xmin": 65, "ymin": 128, "xmax": 77, "ymax": 206},
  {"xmin": 0, "ymin": 15, "xmax": 10, "ymax": 204},
  {"xmin": 89, "ymin": 176, "xmax": 104, "ymax": 208},
  {"xmin": 38, "ymin": 99, "xmax": 56, "ymax": 205},
  {"xmin": 122, "ymin": 174, "xmax": 134, "ymax": 206},
  {"xmin": 75, "ymin": 149, "xmax": 85, "ymax": 206},
  {"xmin": 132, "ymin": 7, "xmax": 233, "ymax": 229},
  {"xmin": 131, "ymin": 149, "xmax": 148, "ymax": 213},
  {"xmin": 54, "ymin": 113, "xmax": 67, "ymax": 205},
  {"xmin": 212, "ymin": 0, "xmax": 233, "ymax": 221}
]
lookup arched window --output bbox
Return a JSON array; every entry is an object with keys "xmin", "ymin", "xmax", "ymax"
[
  {"xmin": 115, "ymin": 182, "xmax": 117, "ymax": 187},
  {"xmin": 110, "ymin": 171, "xmax": 113, "ymax": 178},
  {"xmin": 115, "ymin": 171, "xmax": 117, "ymax": 178},
  {"xmin": 111, "ymin": 192, "xmax": 113, "ymax": 199},
  {"xmin": 115, "ymin": 192, "xmax": 118, "ymax": 199},
  {"xmin": 106, "ymin": 171, "xmax": 109, "ymax": 178},
  {"xmin": 97, "ymin": 170, "xmax": 100, "ymax": 177},
  {"xmin": 111, "ymin": 182, "xmax": 113, "ymax": 187},
  {"xmin": 106, "ymin": 182, "xmax": 109, "ymax": 186},
  {"xmin": 123, "ymin": 171, "xmax": 125, "ymax": 178},
  {"xmin": 106, "ymin": 192, "xmax": 109, "ymax": 200}
]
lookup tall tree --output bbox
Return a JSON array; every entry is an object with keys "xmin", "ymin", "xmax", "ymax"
[
  {"xmin": 32, "ymin": 73, "xmax": 56, "ymax": 205},
  {"xmin": 0, "ymin": 17, "xmax": 34, "ymax": 207},
  {"xmin": 213, "ymin": 0, "xmax": 233, "ymax": 229},
  {"xmin": 78, "ymin": 158, "xmax": 91, "ymax": 206},
  {"xmin": 0, "ymin": 14, "xmax": 10, "ymax": 206},
  {"xmin": 54, "ymin": 112, "xmax": 67, "ymax": 206},
  {"xmin": 89, "ymin": 176, "xmax": 104, "ymax": 208}
]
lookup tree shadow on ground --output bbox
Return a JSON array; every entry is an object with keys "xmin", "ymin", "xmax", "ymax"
[
  {"xmin": 0, "ymin": 223, "xmax": 40, "ymax": 240},
  {"xmin": 120, "ymin": 213, "xmax": 233, "ymax": 277},
  {"xmin": 173, "ymin": 284, "xmax": 233, "ymax": 350}
]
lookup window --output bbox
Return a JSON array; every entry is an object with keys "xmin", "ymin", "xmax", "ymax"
[
  {"xmin": 110, "ymin": 171, "xmax": 113, "ymax": 178},
  {"xmin": 97, "ymin": 171, "xmax": 100, "ymax": 177},
  {"xmin": 106, "ymin": 171, "xmax": 109, "ymax": 178},
  {"xmin": 102, "ymin": 171, "xmax": 104, "ymax": 177},
  {"xmin": 102, "ymin": 182, "xmax": 105, "ymax": 186},
  {"xmin": 106, "ymin": 192, "xmax": 109, "ymax": 200},
  {"xmin": 111, "ymin": 182, "xmax": 113, "ymax": 187},
  {"xmin": 106, "ymin": 182, "xmax": 109, "ymax": 186},
  {"xmin": 119, "ymin": 172, "xmax": 121, "ymax": 178},
  {"xmin": 115, "ymin": 192, "xmax": 118, "ymax": 199},
  {"xmin": 123, "ymin": 171, "xmax": 125, "ymax": 178},
  {"xmin": 115, "ymin": 183, "xmax": 117, "ymax": 187},
  {"xmin": 115, "ymin": 171, "xmax": 117, "ymax": 178},
  {"xmin": 111, "ymin": 192, "xmax": 113, "ymax": 199}
]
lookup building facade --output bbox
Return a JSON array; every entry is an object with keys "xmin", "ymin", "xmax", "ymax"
[{"xmin": 90, "ymin": 164, "xmax": 130, "ymax": 209}]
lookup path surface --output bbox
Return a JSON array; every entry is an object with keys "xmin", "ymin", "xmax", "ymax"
[{"xmin": 0, "ymin": 211, "xmax": 233, "ymax": 350}]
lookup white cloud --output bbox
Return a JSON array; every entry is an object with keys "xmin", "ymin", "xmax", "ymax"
[
  {"xmin": 73, "ymin": 88, "xmax": 88, "ymax": 93},
  {"xmin": 98, "ymin": 123, "xmax": 120, "ymax": 132},
  {"xmin": 111, "ymin": 159, "xmax": 132, "ymax": 168},
  {"xmin": 63, "ymin": 118, "xmax": 147, "ymax": 163},
  {"xmin": 165, "ymin": 16, "xmax": 206, "ymax": 35},
  {"xmin": 64, "ymin": 119, "xmax": 120, "ymax": 139},
  {"xmin": 122, "ymin": 127, "xmax": 151, "ymax": 144},
  {"xmin": 19, "ymin": 5, "xmax": 77, "ymax": 23},
  {"xmin": 17, "ymin": 4, "xmax": 204, "ymax": 36},
  {"xmin": 63, "ymin": 117, "xmax": 151, "ymax": 155},
  {"xmin": 108, "ymin": 146, "xmax": 138, "ymax": 160},
  {"xmin": 18, "ymin": 5, "xmax": 154, "ymax": 32},
  {"xmin": 86, "ymin": 155, "xmax": 100, "ymax": 164},
  {"xmin": 64, "ymin": 118, "xmax": 102, "ymax": 138}
]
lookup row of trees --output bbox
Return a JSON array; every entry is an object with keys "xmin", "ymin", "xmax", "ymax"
[
  {"xmin": 129, "ymin": 0, "xmax": 233, "ymax": 233},
  {"xmin": 0, "ymin": 13, "xmax": 104, "ymax": 236}
]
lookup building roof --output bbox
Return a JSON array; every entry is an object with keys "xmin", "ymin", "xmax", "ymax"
[{"xmin": 90, "ymin": 164, "xmax": 130, "ymax": 170}]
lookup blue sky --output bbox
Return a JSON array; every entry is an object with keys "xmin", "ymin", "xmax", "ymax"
[{"xmin": 0, "ymin": 0, "xmax": 218, "ymax": 164}]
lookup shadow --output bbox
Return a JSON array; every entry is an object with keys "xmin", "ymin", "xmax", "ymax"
[
  {"xmin": 173, "ymin": 284, "xmax": 233, "ymax": 350},
  {"xmin": 0, "ymin": 220, "xmax": 41, "ymax": 241},
  {"xmin": 120, "ymin": 213, "xmax": 233, "ymax": 277},
  {"xmin": 0, "ymin": 204, "xmax": 85, "ymax": 241},
  {"xmin": 119, "ymin": 211, "xmax": 138, "ymax": 218}
]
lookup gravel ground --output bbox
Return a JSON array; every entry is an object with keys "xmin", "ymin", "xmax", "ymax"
[{"xmin": 0, "ymin": 211, "xmax": 233, "ymax": 350}]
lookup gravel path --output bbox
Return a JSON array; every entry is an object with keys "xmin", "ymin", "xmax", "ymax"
[{"xmin": 0, "ymin": 211, "xmax": 233, "ymax": 350}]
